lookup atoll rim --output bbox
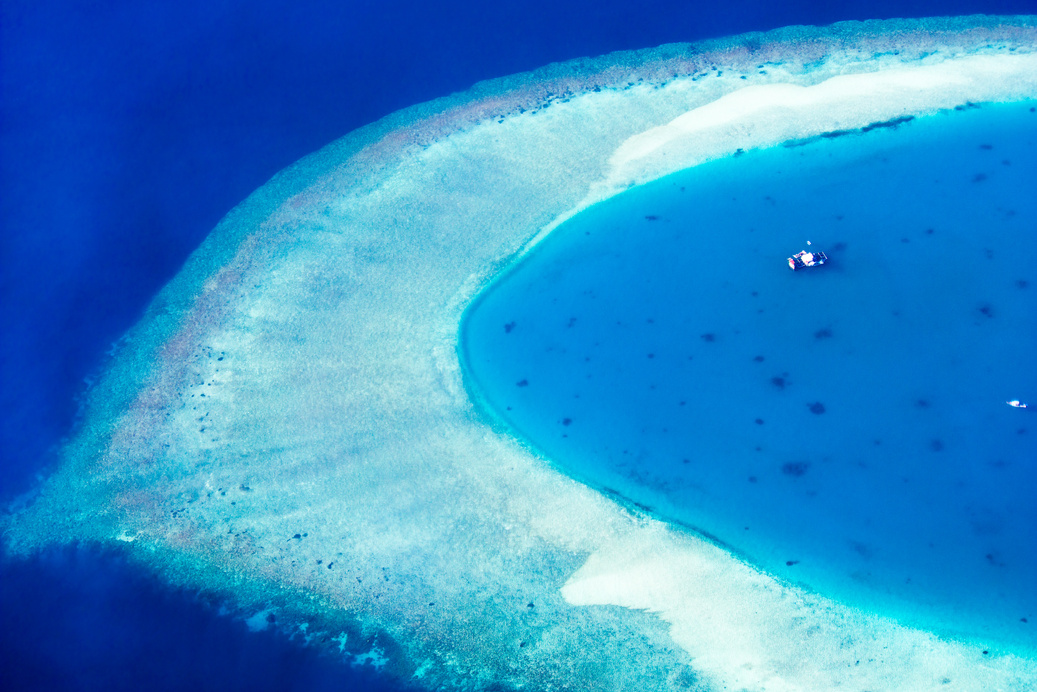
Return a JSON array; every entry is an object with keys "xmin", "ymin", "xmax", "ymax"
[{"xmin": 4, "ymin": 16, "xmax": 1037, "ymax": 691}]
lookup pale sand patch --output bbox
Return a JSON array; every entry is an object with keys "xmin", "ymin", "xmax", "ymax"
[
  {"xmin": 4, "ymin": 17, "xmax": 1037, "ymax": 691},
  {"xmin": 534, "ymin": 52, "xmax": 1037, "ymax": 241},
  {"xmin": 608, "ymin": 54, "xmax": 1036, "ymax": 184},
  {"xmin": 563, "ymin": 522, "xmax": 1036, "ymax": 691}
]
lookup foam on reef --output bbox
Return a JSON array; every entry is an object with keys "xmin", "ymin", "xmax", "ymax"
[{"xmin": 4, "ymin": 16, "xmax": 1037, "ymax": 691}]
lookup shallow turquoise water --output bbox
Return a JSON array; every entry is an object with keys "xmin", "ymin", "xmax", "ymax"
[{"xmin": 462, "ymin": 101, "xmax": 1037, "ymax": 648}]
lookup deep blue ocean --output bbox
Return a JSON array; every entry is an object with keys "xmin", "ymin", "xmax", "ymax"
[{"xmin": 2, "ymin": 1, "xmax": 1035, "ymax": 689}]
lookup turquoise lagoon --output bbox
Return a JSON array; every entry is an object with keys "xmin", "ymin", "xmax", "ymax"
[{"xmin": 462, "ymin": 101, "xmax": 1037, "ymax": 648}]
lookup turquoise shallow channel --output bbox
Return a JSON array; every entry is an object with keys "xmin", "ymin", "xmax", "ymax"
[
  {"xmin": 4, "ymin": 16, "xmax": 1037, "ymax": 691},
  {"xmin": 461, "ymin": 100, "xmax": 1037, "ymax": 648}
]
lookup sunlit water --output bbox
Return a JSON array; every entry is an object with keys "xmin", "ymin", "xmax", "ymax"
[{"xmin": 462, "ymin": 101, "xmax": 1037, "ymax": 647}]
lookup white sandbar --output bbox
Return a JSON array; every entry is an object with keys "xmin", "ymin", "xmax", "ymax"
[{"xmin": 4, "ymin": 16, "xmax": 1037, "ymax": 691}]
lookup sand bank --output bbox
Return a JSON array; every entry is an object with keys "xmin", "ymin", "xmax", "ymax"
[{"xmin": 4, "ymin": 16, "xmax": 1037, "ymax": 691}]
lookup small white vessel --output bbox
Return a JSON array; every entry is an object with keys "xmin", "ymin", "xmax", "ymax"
[
  {"xmin": 1007, "ymin": 400, "xmax": 1028, "ymax": 409},
  {"xmin": 788, "ymin": 241, "xmax": 828, "ymax": 271}
]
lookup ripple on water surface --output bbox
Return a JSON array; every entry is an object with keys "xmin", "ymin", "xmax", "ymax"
[{"xmin": 462, "ymin": 100, "xmax": 1037, "ymax": 648}]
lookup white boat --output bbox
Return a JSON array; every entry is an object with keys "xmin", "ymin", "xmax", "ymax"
[{"xmin": 788, "ymin": 248, "xmax": 828, "ymax": 271}]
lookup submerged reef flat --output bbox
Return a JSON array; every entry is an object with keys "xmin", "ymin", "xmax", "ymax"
[{"xmin": 4, "ymin": 16, "xmax": 1037, "ymax": 691}]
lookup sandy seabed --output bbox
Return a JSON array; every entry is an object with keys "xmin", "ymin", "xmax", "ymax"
[{"xmin": 4, "ymin": 16, "xmax": 1037, "ymax": 691}]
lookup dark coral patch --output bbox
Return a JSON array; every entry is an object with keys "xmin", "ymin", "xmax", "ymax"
[
  {"xmin": 808, "ymin": 402, "xmax": 826, "ymax": 414},
  {"xmin": 930, "ymin": 439, "xmax": 944, "ymax": 452},
  {"xmin": 504, "ymin": 321, "xmax": 516, "ymax": 333},
  {"xmin": 782, "ymin": 462, "xmax": 810, "ymax": 477},
  {"xmin": 771, "ymin": 376, "xmax": 787, "ymax": 389},
  {"xmin": 753, "ymin": 355, "xmax": 765, "ymax": 362},
  {"xmin": 700, "ymin": 333, "xmax": 716, "ymax": 342},
  {"xmin": 813, "ymin": 328, "xmax": 833, "ymax": 340},
  {"xmin": 861, "ymin": 115, "xmax": 914, "ymax": 131},
  {"xmin": 516, "ymin": 379, "xmax": 529, "ymax": 387}
]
